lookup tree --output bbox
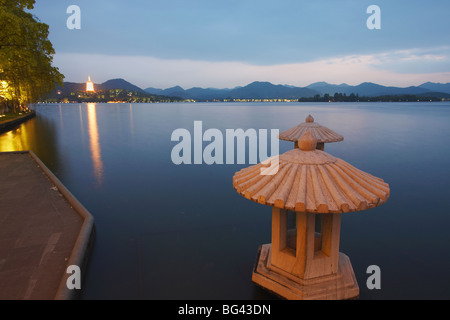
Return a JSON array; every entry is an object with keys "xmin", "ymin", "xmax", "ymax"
[{"xmin": 0, "ymin": 0, "xmax": 64, "ymax": 112}]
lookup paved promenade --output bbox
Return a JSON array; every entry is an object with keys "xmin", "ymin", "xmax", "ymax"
[{"xmin": 0, "ymin": 151, "xmax": 94, "ymax": 299}]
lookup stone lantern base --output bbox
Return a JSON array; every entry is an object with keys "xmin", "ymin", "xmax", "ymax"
[{"xmin": 252, "ymin": 244, "xmax": 359, "ymax": 300}]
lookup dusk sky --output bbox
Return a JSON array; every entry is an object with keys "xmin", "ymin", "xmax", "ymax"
[{"xmin": 31, "ymin": 0, "xmax": 450, "ymax": 89}]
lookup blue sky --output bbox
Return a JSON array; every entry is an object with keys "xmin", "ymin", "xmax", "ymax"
[{"xmin": 31, "ymin": 0, "xmax": 450, "ymax": 89}]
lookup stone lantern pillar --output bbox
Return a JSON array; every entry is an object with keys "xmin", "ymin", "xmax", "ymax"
[{"xmin": 233, "ymin": 131, "xmax": 389, "ymax": 300}]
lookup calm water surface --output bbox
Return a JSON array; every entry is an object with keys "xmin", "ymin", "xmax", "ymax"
[{"xmin": 1, "ymin": 102, "xmax": 450, "ymax": 300}]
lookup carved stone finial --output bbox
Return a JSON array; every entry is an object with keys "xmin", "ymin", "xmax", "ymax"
[{"xmin": 298, "ymin": 130, "xmax": 317, "ymax": 151}]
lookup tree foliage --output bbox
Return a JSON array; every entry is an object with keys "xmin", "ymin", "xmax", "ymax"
[{"xmin": 0, "ymin": 0, "xmax": 64, "ymax": 112}]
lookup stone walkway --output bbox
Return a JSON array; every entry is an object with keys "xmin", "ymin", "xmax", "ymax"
[{"xmin": 0, "ymin": 151, "xmax": 94, "ymax": 299}]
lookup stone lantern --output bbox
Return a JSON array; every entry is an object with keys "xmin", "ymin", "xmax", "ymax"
[
  {"xmin": 279, "ymin": 115, "xmax": 344, "ymax": 150},
  {"xmin": 233, "ymin": 131, "xmax": 389, "ymax": 300}
]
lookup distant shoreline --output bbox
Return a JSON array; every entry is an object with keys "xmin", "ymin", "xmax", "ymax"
[
  {"xmin": 43, "ymin": 88, "xmax": 449, "ymax": 104},
  {"xmin": 36, "ymin": 99, "xmax": 449, "ymax": 105}
]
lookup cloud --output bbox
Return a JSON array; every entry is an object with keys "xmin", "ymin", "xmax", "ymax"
[
  {"xmin": 367, "ymin": 47, "xmax": 450, "ymax": 74},
  {"xmin": 54, "ymin": 48, "xmax": 450, "ymax": 89}
]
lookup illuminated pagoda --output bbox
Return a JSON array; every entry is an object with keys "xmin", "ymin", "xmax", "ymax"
[{"xmin": 86, "ymin": 76, "xmax": 95, "ymax": 93}]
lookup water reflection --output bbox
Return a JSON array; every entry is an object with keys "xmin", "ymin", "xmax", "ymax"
[
  {"xmin": 79, "ymin": 104, "xmax": 84, "ymax": 132},
  {"xmin": 0, "ymin": 114, "xmax": 61, "ymax": 175},
  {"xmin": 87, "ymin": 103, "xmax": 104, "ymax": 185},
  {"xmin": 129, "ymin": 103, "xmax": 134, "ymax": 136},
  {"xmin": 59, "ymin": 104, "xmax": 63, "ymax": 130},
  {"xmin": 0, "ymin": 126, "xmax": 31, "ymax": 151}
]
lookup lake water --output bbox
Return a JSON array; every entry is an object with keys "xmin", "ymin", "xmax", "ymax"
[{"xmin": 1, "ymin": 102, "xmax": 450, "ymax": 300}]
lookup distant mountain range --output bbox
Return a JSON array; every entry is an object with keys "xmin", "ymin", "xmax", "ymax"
[
  {"xmin": 304, "ymin": 81, "xmax": 448, "ymax": 97},
  {"xmin": 55, "ymin": 78, "xmax": 146, "ymax": 95},
  {"xmin": 54, "ymin": 78, "xmax": 450, "ymax": 100},
  {"xmin": 145, "ymin": 81, "xmax": 450, "ymax": 99}
]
